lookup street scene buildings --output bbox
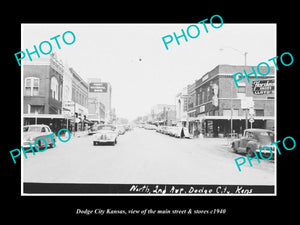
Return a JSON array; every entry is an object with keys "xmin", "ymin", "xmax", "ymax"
[
  {"xmin": 23, "ymin": 53, "xmax": 115, "ymax": 134},
  {"xmin": 22, "ymin": 24, "xmax": 276, "ymax": 194},
  {"xmin": 137, "ymin": 64, "xmax": 274, "ymax": 138}
]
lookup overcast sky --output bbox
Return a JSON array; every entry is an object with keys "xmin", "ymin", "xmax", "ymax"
[{"xmin": 22, "ymin": 23, "xmax": 276, "ymax": 120}]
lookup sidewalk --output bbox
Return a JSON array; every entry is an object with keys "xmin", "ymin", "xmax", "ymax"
[
  {"xmin": 71, "ymin": 130, "xmax": 88, "ymax": 138},
  {"xmin": 57, "ymin": 131, "xmax": 88, "ymax": 143},
  {"xmin": 191, "ymin": 136, "xmax": 234, "ymax": 147}
]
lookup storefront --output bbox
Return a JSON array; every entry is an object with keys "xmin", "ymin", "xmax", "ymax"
[
  {"xmin": 24, "ymin": 113, "xmax": 95, "ymax": 134},
  {"xmin": 198, "ymin": 115, "xmax": 274, "ymax": 137},
  {"xmin": 23, "ymin": 114, "xmax": 70, "ymax": 134},
  {"xmin": 189, "ymin": 65, "xmax": 275, "ymax": 138}
]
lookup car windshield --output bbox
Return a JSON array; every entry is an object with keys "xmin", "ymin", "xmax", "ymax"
[
  {"xmin": 98, "ymin": 125, "xmax": 116, "ymax": 131},
  {"xmin": 24, "ymin": 126, "xmax": 42, "ymax": 132},
  {"xmin": 255, "ymin": 131, "xmax": 274, "ymax": 144}
]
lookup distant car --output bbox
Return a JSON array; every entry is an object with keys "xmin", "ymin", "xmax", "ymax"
[
  {"xmin": 23, "ymin": 124, "xmax": 56, "ymax": 150},
  {"xmin": 169, "ymin": 126, "xmax": 180, "ymax": 137},
  {"xmin": 93, "ymin": 125, "xmax": 118, "ymax": 146},
  {"xmin": 160, "ymin": 126, "xmax": 167, "ymax": 134},
  {"xmin": 226, "ymin": 133, "xmax": 239, "ymax": 138},
  {"xmin": 145, "ymin": 124, "xmax": 157, "ymax": 130},
  {"xmin": 88, "ymin": 124, "xmax": 99, "ymax": 135},
  {"xmin": 116, "ymin": 125, "xmax": 126, "ymax": 135},
  {"xmin": 231, "ymin": 128, "xmax": 275, "ymax": 158},
  {"xmin": 124, "ymin": 124, "xmax": 132, "ymax": 131}
]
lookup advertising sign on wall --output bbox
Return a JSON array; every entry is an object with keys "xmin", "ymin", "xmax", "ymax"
[
  {"xmin": 252, "ymin": 79, "xmax": 275, "ymax": 95},
  {"xmin": 89, "ymin": 82, "xmax": 108, "ymax": 93}
]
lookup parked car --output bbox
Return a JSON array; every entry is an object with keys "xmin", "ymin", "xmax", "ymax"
[
  {"xmin": 88, "ymin": 124, "xmax": 99, "ymax": 135},
  {"xmin": 225, "ymin": 133, "xmax": 239, "ymax": 138},
  {"xmin": 231, "ymin": 128, "xmax": 275, "ymax": 157},
  {"xmin": 170, "ymin": 126, "xmax": 181, "ymax": 137},
  {"xmin": 93, "ymin": 125, "xmax": 118, "ymax": 146},
  {"xmin": 116, "ymin": 125, "xmax": 126, "ymax": 135},
  {"xmin": 124, "ymin": 124, "xmax": 132, "ymax": 131},
  {"xmin": 157, "ymin": 126, "xmax": 166, "ymax": 134},
  {"xmin": 23, "ymin": 124, "xmax": 56, "ymax": 150},
  {"xmin": 144, "ymin": 124, "xmax": 157, "ymax": 130}
]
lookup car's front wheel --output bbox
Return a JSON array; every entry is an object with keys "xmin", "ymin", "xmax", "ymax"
[
  {"xmin": 246, "ymin": 147, "xmax": 255, "ymax": 157},
  {"xmin": 49, "ymin": 140, "xmax": 55, "ymax": 148},
  {"xmin": 36, "ymin": 140, "xmax": 46, "ymax": 151}
]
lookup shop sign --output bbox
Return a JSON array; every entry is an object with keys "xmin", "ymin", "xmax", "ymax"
[
  {"xmin": 89, "ymin": 82, "xmax": 107, "ymax": 93},
  {"xmin": 252, "ymin": 79, "xmax": 275, "ymax": 95},
  {"xmin": 199, "ymin": 105, "xmax": 205, "ymax": 113}
]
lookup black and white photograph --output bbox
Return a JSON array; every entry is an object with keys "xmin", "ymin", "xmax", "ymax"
[
  {"xmin": 3, "ymin": 3, "xmax": 300, "ymax": 220},
  {"xmin": 20, "ymin": 23, "xmax": 277, "ymax": 195}
]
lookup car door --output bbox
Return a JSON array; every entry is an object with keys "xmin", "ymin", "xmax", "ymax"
[
  {"xmin": 238, "ymin": 131, "xmax": 251, "ymax": 153},
  {"xmin": 42, "ymin": 126, "xmax": 52, "ymax": 145}
]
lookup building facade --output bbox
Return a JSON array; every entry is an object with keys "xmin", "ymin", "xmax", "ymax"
[
  {"xmin": 188, "ymin": 64, "xmax": 275, "ymax": 137},
  {"xmin": 151, "ymin": 104, "xmax": 176, "ymax": 125},
  {"xmin": 87, "ymin": 78, "xmax": 112, "ymax": 123},
  {"xmin": 62, "ymin": 62, "xmax": 73, "ymax": 117},
  {"xmin": 175, "ymin": 87, "xmax": 188, "ymax": 126},
  {"xmin": 187, "ymin": 82, "xmax": 196, "ymax": 134},
  {"xmin": 23, "ymin": 53, "xmax": 64, "ymax": 115},
  {"xmin": 98, "ymin": 82, "xmax": 112, "ymax": 123},
  {"xmin": 69, "ymin": 68, "xmax": 89, "ymax": 131},
  {"xmin": 88, "ymin": 97, "xmax": 106, "ymax": 123},
  {"xmin": 23, "ymin": 53, "xmax": 67, "ymax": 133}
]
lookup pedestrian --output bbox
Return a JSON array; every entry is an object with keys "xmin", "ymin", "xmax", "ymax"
[
  {"xmin": 180, "ymin": 128, "xmax": 184, "ymax": 138},
  {"xmin": 194, "ymin": 127, "xmax": 199, "ymax": 138}
]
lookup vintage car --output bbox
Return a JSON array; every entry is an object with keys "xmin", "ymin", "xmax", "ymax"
[
  {"xmin": 23, "ymin": 124, "xmax": 56, "ymax": 150},
  {"xmin": 116, "ymin": 125, "xmax": 126, "ymax": 135},
  {"xmin": 170, "ymin": 126, "xmax": 182, "ymax": 137},
  {"xmin": 231, "ymin": 128, "xmax": 275, "ymax": 157},
  {"xmin": 88, "ymin": 124, "xmax": 99, "ymax": 135},
  {"xmin": 93, "ymin": 124, "xmax": 118, "ymax": 146}
]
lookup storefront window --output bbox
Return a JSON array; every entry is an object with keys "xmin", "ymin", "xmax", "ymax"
[
  {"xmin": 223, "ymin": 109, "xmax": 238, "ymax": 117},
  {"xmin": 255, "ymin": 109, "xmax": 264, "ymax": 116},
  {"xmin": 30, "ymin": 105, "xmax": 44, "ymax": 114}
]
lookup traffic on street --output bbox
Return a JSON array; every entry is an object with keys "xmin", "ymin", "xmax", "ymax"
[
  {"xmin": 23, "ymin": 125, "xmax": 275, "ymax": 186},
  {"xmin": 21, "ymin": 24, "xmax": 277, "ymax": 194}
]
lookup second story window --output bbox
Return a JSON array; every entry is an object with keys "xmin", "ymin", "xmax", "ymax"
[{"xmin": 25, "ymin": 77, "xmax": 39, "ymax": 96}]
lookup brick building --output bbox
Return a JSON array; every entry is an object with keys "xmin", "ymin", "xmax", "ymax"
[
  {"xmin": 187, "ymin": 64, "xmax": 275, "ymax": 137},
  {"xmin": 69, "ymin": 68, "xmax": 89, "ymax": 131},
  {"xmin": 23, "ymin": 53, "xmax": 66, "ymax": 133},
  {"xmin": 23, "ymin": 53, "xmax": 64, "ymax": 115},
  {"xmin": 87, "ymin": 78, "xmax": 112, "ymax": 123}
]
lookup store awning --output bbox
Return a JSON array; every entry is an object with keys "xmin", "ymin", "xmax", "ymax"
[
  {"xmin": 187, "ymin": 117, "xmax": 199, "ymax": 122},
  {"xmin": 83, "ymin": 119, "xmax": 94, "ymax": 125},
  {"xmin": 196, "ymin": 115, "xmax": 275, "ymax": 120},
  {"xmin": 23, "ymin": 113, "xmax": 67, "ymax": 119}
]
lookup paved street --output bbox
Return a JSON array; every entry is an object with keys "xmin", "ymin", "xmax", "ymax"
[{"xmin": 23, "ymin": 128, "xmax": 275, "ymax": 185}]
